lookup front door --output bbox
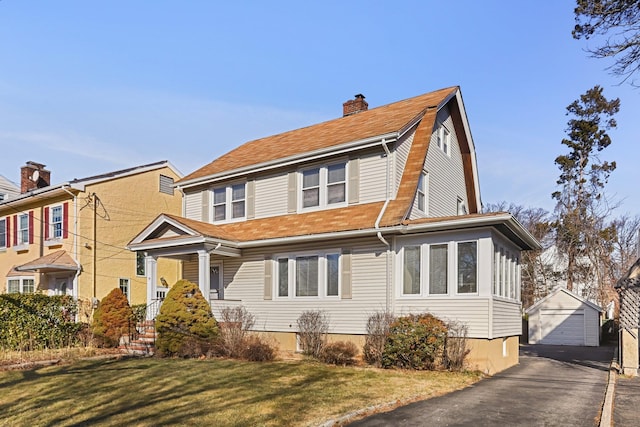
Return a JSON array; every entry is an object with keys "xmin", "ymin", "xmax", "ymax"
[
  {"xmin": 54, "ymin": 278, "xmax": 68, "ymax": 296},
  {"xmin": 210, "ymin": 264, "xmax": 223, "ymax": 300}
]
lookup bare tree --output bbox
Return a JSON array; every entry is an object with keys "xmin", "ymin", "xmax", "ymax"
[{"xmin": 573, "ymin": 0, "xmax": 640, "ymax": 85}]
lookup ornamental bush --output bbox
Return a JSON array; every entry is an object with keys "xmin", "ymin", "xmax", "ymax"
[
  {"xmin": 0, "ymin": 294, "xmax": 80, "ymax": 351},
  {"xmin": 92, "ymin": 288, "xmax": 134, "ymax": 348},
  {"xmin": 297, "ymin": 310, "xmax": 329, "ymax": 358},
  {"xmin": 319, "ymin": 341, "xmax": 359, "ymax": 366},
  {"xmin": 363, "ymin": 311, "xmax": 395, "ymax": 367},
  {"xmin": 155, "ymin": 279, "xmax": 219, "ymax": 357},
  {"xmin": 381, "ymin": 313, "xmax": 448, "ymax": 370}
]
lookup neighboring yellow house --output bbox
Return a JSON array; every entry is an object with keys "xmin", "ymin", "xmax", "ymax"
[{"xmin": 0, "ymin": 161, "xmax": 182, "ymax": 320}]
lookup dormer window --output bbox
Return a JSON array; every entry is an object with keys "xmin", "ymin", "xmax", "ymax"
[
  {"xmin": 300, "ymin": 162, "xmax": 347, "ymax": 210},
  {"xmin": 417, "ymin": 172, "xmax": 428, "ymax": 213},
  {"xmin": 457, "ymin": 197, "xmax": 467, "ymax": 215},
  {"xmin": 436, "ymin": 123, "xmax": 450, "ymax": 156},
  {"xmin": 212, "ymin": 183, "xmax": 246, "ymax": 222}
]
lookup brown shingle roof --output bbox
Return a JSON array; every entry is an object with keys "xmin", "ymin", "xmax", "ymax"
[
  {"xmin": 164, "ymin": 202, "xmax": 385, "ymax": 242},
  {"xmin": 15, "ymin": 250, "xmax": 79, "ymax": 272},
  {"xmin": 179, "ymin": 87, "xmax": 458, "ymax": 183}
]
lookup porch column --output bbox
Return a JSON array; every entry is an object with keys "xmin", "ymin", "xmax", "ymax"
[
  {"xmin": 145, "ymin": 255, "xmax": 158, "ymax": 319},
  {"xmin": 197, "ymin": 250, "xmax": 210, "ymax": 303}
]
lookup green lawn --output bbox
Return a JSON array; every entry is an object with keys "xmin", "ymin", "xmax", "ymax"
[{"xmin": 0, "ymin": 357, "xmax": 481, "ymax": 426}]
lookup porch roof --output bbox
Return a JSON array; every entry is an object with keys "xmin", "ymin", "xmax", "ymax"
[{"xmin": 14, "ymin": 250, "xmax": 79, "ymax": 273}]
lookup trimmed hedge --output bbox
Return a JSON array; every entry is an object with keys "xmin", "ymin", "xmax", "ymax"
[
  {"xmin": 155, "ymin": 280, "xmax": 220, "ymax": 357},
  {"xmin": 0, "ymin": 294, "xmax": 82, "ymax": 351}
]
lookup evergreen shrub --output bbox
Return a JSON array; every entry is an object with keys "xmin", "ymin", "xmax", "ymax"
[
  {"xmin": 91, "ymin": 288, "xmax": 134, "ymax": 348},
  {"xmin": 155, "ymin": 280, "xmax": 219, "ymax": 357}
]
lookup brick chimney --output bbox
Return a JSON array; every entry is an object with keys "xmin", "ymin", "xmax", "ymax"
[
  {"xmin": 343, "ymin": 94, "xmax": 368, "ymax": 117},
  {"xmin": 20, "ymin": 161, "xmax": 51, "ymax": 193}
]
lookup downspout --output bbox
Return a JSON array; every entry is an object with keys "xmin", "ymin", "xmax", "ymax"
[
  {"xmin": 61, "ymin": 186, "xmax": 80, "ymax": 317},
  {"xmin": 375, "ymin": 140, "xmax": 392, "ymax": 312}
]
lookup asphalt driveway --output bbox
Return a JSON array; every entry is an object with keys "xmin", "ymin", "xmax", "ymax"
[{"xmin": 349, "ymin": 344, "xmax": 614, "ymax": 427}]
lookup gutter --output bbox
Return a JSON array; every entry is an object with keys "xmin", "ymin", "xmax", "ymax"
[
  {"xmin": 375, "ymin": 139, "xmax": 393, "ymax": 312},
  {"xmin": 61, "ymin": 185, "xmax": 81, "ymax": 305}
]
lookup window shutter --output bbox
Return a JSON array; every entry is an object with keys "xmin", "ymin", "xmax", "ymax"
[
  {"xmin": 44, "ymin": 207, "xmax": 50, "ymax": 240},
  {"xmin": 13, "ymin": 215, "xmax": 17, "ymax": 246},
  {"xmin": 348, "ymin": 158, "xmax": 360, "ymax": 204},
  {"xmin": 28, "ymin": 211, "xmax": 34, "ymax": 244},
  {"xmin": 264, "ymin": 256, "xmax": 273, "ymax": 300},
  {"xmin": 6, "ymin": 216, "xmax": 10, "ymax": 248},
  {"xmin": 287, "ymin": 172, "xmax": 297, "ymax": 213},
  {"xmin": 201, "ymin": 190, "xmax": 210, "ymax": 222},
  {"xmin": 341, "ymin": 250, "xmax": 352, "ymax": 299},
  {"xmin": 247, "ymin": 180, "xmax": 255, "ymax": 219},
  {"xmin": 63, "ymin": 202, "xmax": 69, "ymax": 239}
]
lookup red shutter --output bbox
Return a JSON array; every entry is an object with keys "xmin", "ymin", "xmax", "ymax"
[
  {"xmin": 5, "ymin": 216, "xmax": 10, "ymax": 248},
  {"xmin": 28, "ymin": 211, "xmax": 34, "ymax": 244},
  {"xmin": 12, "ymin": 215, "xmax": 17, "ymax": 246},
  {"xmin": 63, "ymin": 202, "xmax": 69, "ymax": 239},
  {"xmin": 44, "ymin": 207, "xmax": 50, "ymax": 240}
]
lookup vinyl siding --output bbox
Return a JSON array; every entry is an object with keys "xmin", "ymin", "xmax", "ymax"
[
  {"xmin": 423, "ymin": 106, "xmax": 468, "ymax": 218},
  {"xmin": 491, "ymin": 298, "xmax": 522, "ymax": 337},
  {"xmin": 211, "ymin": 240, "xmax": 388, "ymax": 335},
  {"xmin": 182, "ymin": 258, "xmax": 199, "ymax": 283},
  {"xmin": 255, "ymin": 173, "xmax": 288, "ymax": 218},
  {"xmin": 359, "ymin": 152, "xmax": 387, "ymax": 203},
  {"xmin": 394, "ymin": 298, "xmax": 490, "ymax": 338},
  {"xmin": 184, "ymin": 191, "xmax": 203, "ymax": 221}
]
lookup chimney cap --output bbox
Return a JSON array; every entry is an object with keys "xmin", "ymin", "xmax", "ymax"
[
  {"xmin": 25, "ymin": 161, "xmax": 47, "ymax": 169},
  {"xmin": 354, "ymin": 94, "xmax": 365, "ymax": 99}
]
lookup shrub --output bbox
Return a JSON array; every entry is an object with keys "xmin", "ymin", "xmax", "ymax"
[
  {"xmin": 219, "ymin": 306, "xmax": 255, "ymax": 358},
  {"xmin": 363, "ymin": 311, "xmax": 395, "ymax": 367},
  {"xmin": 92, "ymin": 288, "xmax": 134, "ymax": 348},
  {"xmin": 242, "ymin": 336, "xmax": 277, "ymax": 362},
  {"xmin": 155, "ymin": 280, "xmax": 219, "ymax": 357},
  {"xmin": 297, "ymin": 310, "xmax": 329, "ymax": 358},
  {"xmin": 0, "ymin": 294, "xmax": 80, "ymax": 351},
  {"xmin": 443, "ymin": 320, "xmax": 470, "ymax": 371},
  {"xmin": 381, "ymin": 313, "xmax": 448, "ymax": 370},
  {"xmin": 319, "ymin": 341, "xmax": 359, "ymax": 365}
]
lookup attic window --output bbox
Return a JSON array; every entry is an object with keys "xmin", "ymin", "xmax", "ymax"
[
  {"xmin": 159, "ymin": 175, "xmax": 174, "ymax": 195},
  {"xmin": 436, "ymin": 123, "xmax": 450, "ymax": 155}
]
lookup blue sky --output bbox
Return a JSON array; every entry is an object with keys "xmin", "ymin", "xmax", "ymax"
[{"xmin": 1, "ymin": 1, "xmax": 639, "ymax": 215}]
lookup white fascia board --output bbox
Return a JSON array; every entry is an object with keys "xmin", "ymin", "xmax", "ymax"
[
  {"xmin": 128, "ymin": 214, "xmax": 198, "ymax": 245},
  {"xmin": 128, "ymin": 236, "xmax": 209, "ymax": 251},
  {"xmin": 177, "ymin": 132, "xmax": 399, "ymax": 189},
  {"xmin": 0, "ymin": 184, "xmax": 83, "ymax": 212}
]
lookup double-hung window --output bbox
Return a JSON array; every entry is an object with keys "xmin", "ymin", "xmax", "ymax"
[
  {"xmin": 300, "ymin": 162, "xmax": 347, "ymax": 210},
  {"xmin": 276, "ymin": 252, "xmax": 340, "ymax": 298},
  {"xmin": 0, "ymin": 218, "xmax": 6, "ymax": 249},
  {"xmin": 18, "ymin": 214, "xmax": 29, "ymax": 245},
  {"xmin": 51, "ymin": 205, "xmax": 63, "ymax": 239},
  {"xmin": 7, "ymin": 277, "xmax": 34, "ymax": 294},
  {"xmin": 212, "ymin": 183, "xmax": 246, "ymax": 222},
  {"xmin": 436, "ymin": 123, "xmax": 451, "ymax": 155}
]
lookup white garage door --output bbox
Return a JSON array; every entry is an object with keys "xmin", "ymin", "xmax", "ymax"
[{"xmin": 539, "ymin": 309, "xmax": 585, "ymax": 346}]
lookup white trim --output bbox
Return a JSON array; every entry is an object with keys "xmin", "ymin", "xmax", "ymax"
[{"xmin": 273, "ymin": 249, "xmax": 342, "ymax": 300}]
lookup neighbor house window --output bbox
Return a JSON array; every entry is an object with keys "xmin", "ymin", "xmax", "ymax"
[
  {"xmin": 0, "ymin": 193, "xmax": 5, "ymax": 202},
  {"xmin": 119, "ymin": 278, "xmax": 130, "ymax": 301},
  {"xmin": 0, "ymin": 218, "xmax": 5, "ymax": 249},
  {"xmin": 429, "ymin": 244, "xmax": 448, "ymax": 294},
  {"xmin": 18, "ymin": 213, "xmax": 29, "ymax": 245},
  {"xmin": 7, "ymin": 277, "xmax": 34, "ymax": 294},
  {"xmin": 275, "ymin": 252, "xmax": 340, "ymax": 298},
  {"xmin": 136, "ymin": 251, "xmax": 145, "ymax": 276},
  {"xmin": 457, "ymin": 242, "xmax": 477, "ymax": 293},
  {"xmin": 300, "ymin": 162, "xmax": 347, "ymax": 210},
  {"xmin": 403, "ymin": 246, "xmax": 421, "ymax": 295},
  {"xmin": 50, "ymin": 205, "xmax": 63, "ymax": 239},
  {"xmin": 212, "ymin": 183, "xmax": 246, "ymax": 222}
]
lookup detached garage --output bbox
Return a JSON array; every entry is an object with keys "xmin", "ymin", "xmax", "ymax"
[{"xmin": 526, "ymin": 287, "xmax": 602, "ymax": 346}]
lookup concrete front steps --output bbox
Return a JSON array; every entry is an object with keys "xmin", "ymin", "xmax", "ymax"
[{"xmin": 119, "ymin": 320, "xmax": 156, "ymax": 356}]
